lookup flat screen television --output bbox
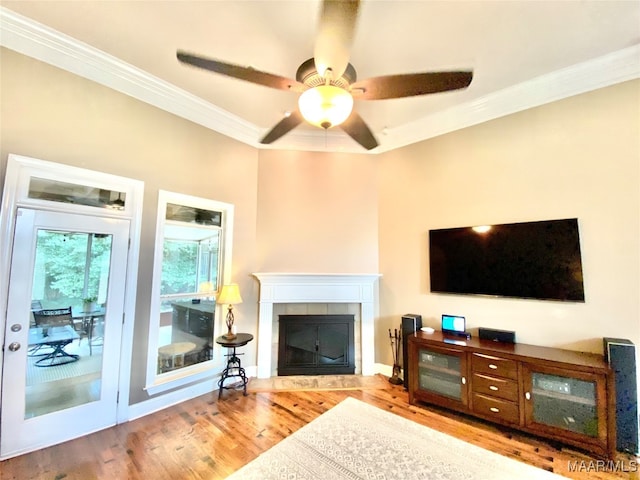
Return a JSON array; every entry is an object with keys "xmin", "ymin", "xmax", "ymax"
[{"xmin": 429, "ymin": 218, "xmax": 585, "ymax": 302}]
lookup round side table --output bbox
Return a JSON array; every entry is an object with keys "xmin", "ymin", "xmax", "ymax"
[{"xmin": 215, "ymin": 333, "xmax": 253, "ymax": 399}]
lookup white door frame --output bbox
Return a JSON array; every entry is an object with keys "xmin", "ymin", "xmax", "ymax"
[
  {"xmin": 0, "ymin": 154, "xmax": 144, "ymax": 438},
  {"xmin": 2, "ymin": 208, "xmax": 130, "ymax": 458}
]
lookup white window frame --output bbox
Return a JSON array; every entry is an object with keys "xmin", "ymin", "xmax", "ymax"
[{"xmin": 145, "ymin": 190, "xmax": 234, "ymax": 394}]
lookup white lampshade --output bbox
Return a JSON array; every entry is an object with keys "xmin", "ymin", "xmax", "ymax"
[
  {"xmin": 217, "ymin": 284, "xmax": 243, "ymax": 305},
  {"xmin": 298, "ymin": 85, "xmax": 354, "ymax": 129}
]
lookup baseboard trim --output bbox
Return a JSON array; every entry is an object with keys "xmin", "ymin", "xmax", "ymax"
[
  {"xmin": 375, "ymin": 363, "xmax": 394, "ymax": 378},
  {"xmin": 127, "ymin": 377, "xmax": 216, "ymax": 421}
]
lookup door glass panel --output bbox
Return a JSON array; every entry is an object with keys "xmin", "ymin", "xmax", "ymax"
[
  {"xmin": 531, "ymin": 372, "xmax": 598, "ymax": 436},
  {"xmin": 418, "ymin": 349, "xmax": 462, "ymax": 400},
  {"xmin": 26, "ymin": 229, "xmax": 111, "ymax": 418},
  {"xmin": 318, "ymin": 324, "xmax": 348, "ymax": 366},
  {"xmin": 284, "ymin": 324, "xmax": 317, "ymax": 367}
]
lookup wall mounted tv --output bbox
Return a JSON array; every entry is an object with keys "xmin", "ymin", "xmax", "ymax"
[{"xmin": 429, "ymin": 218, "xmax": 585, "ymax": 302}]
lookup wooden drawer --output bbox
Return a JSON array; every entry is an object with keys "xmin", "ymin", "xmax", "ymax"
[
  {"xmin": 472, "ymin": 393, "xmax": 520, "ymax": 424},
  {"xmin": 471, "ymin": 373, "xmax": 519, "ymax": 402},
  {"xmin": 472, "ymin": 353, "xmax": 518, "ymax": 380}
]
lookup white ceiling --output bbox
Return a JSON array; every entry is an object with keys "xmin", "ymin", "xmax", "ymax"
[{"xmin": 1, "ymin": 1, "xmax": 639, "ymax": 153}]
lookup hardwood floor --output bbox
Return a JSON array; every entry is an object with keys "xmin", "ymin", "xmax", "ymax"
[{"xmin": 2, "ymin": 376, "xmax": 638, "ymax": 480}]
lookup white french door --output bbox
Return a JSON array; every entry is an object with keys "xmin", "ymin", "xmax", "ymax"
[{"xmin": 1, "ymin": 208, "xmax": 129, "ymax": 458}]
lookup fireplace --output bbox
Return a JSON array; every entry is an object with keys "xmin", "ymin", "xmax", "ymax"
[
  {"xmin": 278, "ymin": 314, "xmax": 355, "ymax": 376},
  {"xmin": 252, "ymin": 273, "xmax": 381, "ymax": 378}
]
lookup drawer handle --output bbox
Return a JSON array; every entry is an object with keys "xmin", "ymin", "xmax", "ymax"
[
  {"xmin": 489, "ymin": 385, "xmax": 499, "ymax": 391},
  {"xmin": 490, "ymin": 407, "xmax": 500, "ymax": 413},
  {"xmin": 525, "ymin": 392, "xmax": 531, "ymax": 400},
  {"xmin": 461, "ymin": 377, "xmax": 466, "ymax": 385},
  {"xmin": 488, "ymin": 364, "xmax": 498, "ymax": 369}
]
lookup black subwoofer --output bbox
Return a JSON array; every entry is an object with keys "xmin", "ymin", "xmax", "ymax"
[
  {"xmin": 401, "ymin": 314, "xmax": 422, "ymax": 389},
  {"xmin": 603, "ymin": 337, "xmax": 638, "ymax": 454}
]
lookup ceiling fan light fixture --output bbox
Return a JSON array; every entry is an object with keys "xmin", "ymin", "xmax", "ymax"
[{"xmin": 298, "ymin": 85, "xmax": 353, "ymax": 129}]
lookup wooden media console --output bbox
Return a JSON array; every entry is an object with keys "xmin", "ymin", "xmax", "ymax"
[{"xmin": 408, "ymin": 331, "xmax": 616, "ymax": 459}]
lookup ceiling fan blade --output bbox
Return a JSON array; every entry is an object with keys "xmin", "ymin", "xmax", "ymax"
[
  {"xmin": 339, "ymin": 111, "xmax": 378, "ymax": 150},
  {"xmin": 177, "ymin": 51, "xmax": 307, "ymax": 93},
  {"xmin": 350, "ymin": 71, "xmax": 473, "ymax": 100},
  {"xmin": 314, "ymin": 0, "xmax": 360, "ymax": 80},
  {"xmin": 260, "ymin": 110, "xmax": 304, "ymax": 144}
]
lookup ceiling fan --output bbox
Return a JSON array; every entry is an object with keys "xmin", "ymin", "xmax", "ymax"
[{"xmin": 177, "ymin": 0, "xmax": 473, "ymax": 150}]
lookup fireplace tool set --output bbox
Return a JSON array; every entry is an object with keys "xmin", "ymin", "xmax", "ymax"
[{"xmin": 388, "ymin": 328, "xmax": 403, "ymax": 385}]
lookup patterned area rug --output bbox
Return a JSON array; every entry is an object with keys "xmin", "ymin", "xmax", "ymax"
[
  {"xmin": 247, "ymin": 374, "xmax": 388, "ymax": 392},
  {"xmin": 226, "ymin": 397, "xmax": 567, "ymax": 480}
]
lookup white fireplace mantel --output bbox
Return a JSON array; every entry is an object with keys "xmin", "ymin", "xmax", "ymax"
[{"xmin": 252, "ymin": 273, "xmax": 382, "ymax": 378}]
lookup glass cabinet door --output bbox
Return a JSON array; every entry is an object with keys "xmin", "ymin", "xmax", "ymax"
[
  {"xmin": 523, "ymin": 364, "xmax": 609, "ymax": 452},
  {"xmin": 417, "ymin": 347, "xmax": 467, "ymax": 404},
  {"xmin": 528, "ymin": 372, "xmax": 598, "ymax": 436}
]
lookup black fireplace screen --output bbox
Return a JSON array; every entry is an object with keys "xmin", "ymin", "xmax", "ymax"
[{"xmin": 278, "ymin": 314, "xmax": 355, "ymax": 376}]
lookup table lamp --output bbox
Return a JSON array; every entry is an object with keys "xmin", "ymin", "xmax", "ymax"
[{"xmin": 217, "ymin": 284, "xmax": 243, "ymax": 340}]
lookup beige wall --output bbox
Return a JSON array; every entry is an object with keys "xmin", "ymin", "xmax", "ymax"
[
  {"xmin": 256, "ymin": 149, "xmax": 379, "ymax": 273},
  {"xmin": 0, "ymin": 48, "xmax": 259, "ymax": 404},
  {"xmin": 377, "ymin": 79, "xmax": 640, "ymax": 365}
]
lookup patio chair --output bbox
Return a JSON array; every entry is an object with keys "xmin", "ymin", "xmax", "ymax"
[
  {"xmin": 28, "ymin": 300, "xmax": 46, "ymax": 355},
  {"xmin": 32, "ymin": 307, "xmax": 79, "ymax": 366}
]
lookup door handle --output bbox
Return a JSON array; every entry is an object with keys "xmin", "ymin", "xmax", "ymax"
[{"xmin": 8, "ymin": 342, "xmax": 21, "ymax": 352}]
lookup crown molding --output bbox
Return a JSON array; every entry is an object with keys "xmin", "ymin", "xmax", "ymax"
[
  {"xmin": 376, "ymin": 44, "xmax": 640, "ymax": 153},
  {"xmin": 2, "ymin": 7, "xmax": 639, "ymax": 154},
  {"xmin": 0, "ymin": 7, "xmax": 261, "ymax": 147}
]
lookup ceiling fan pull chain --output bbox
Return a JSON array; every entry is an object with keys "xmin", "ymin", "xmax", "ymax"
[{"xmin": 324, "ymin": 68, "xmax": 333, "ymax": 86}]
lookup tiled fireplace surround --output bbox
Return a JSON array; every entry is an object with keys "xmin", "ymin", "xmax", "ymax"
[{"xmin": 252, "ymin": 273, "xmax": 381, "ymax": 378}]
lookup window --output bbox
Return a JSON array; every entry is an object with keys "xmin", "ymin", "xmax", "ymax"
[
  {"xmin": 146, "ymin": 191, "xmax": 233, "ymax": 393},
  {"xmin": 29, "ymin": 177, "xmax": 127, "ymax": 210}
]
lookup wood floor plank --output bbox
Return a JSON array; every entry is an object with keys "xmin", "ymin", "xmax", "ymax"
[{"xmin": 1, "ymin": 376, "xmax": 638, "ymax": 480}]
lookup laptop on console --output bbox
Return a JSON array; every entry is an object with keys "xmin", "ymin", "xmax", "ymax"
[{"xmin": 441, "ymin": 314, "xmax": 470, "ymax": 339}]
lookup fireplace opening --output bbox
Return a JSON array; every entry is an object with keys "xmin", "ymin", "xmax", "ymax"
[{"xmin": 278, "ymin": 314, "xmax": 355, "ymax": 376}]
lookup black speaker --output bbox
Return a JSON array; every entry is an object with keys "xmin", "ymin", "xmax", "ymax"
[
  {"xmin": 478, "ymin": 327, "xmax": 516, "ymax": 343},
  {"xmin": 401, "ymin": 314, "xmax": 422, "ymax": 388},
  {"xmin": 603, "ymin": 337, "xmax": 638, "ymax": 454}
]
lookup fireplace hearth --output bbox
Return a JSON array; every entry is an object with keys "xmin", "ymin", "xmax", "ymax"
[{"xmin": 278, "ymin": 314, "xmax": 355, "ymax": 376}]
